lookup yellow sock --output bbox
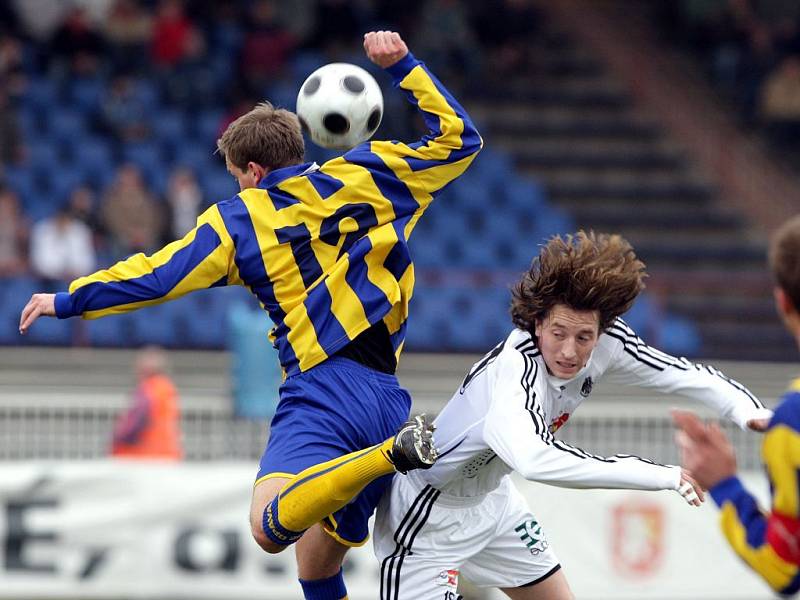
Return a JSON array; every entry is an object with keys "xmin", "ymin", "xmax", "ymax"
[{"xmin": 275, "ymin": 436, "xmax": 396, "ymax": 533}]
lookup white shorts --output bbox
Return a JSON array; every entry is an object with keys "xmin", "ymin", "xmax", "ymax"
[{"xmin": 373, "ymin": 472, "xmax": 561, "ymax": 599}]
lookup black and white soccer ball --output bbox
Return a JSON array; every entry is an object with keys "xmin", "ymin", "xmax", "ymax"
[{"xmin": 296, "ymin": 62, "xmax": 384, "ymax": 150}]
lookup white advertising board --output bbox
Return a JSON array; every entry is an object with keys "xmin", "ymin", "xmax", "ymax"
[{"xmin": 0, "ymin": 462, "xmax": 777, "ymax": 599}]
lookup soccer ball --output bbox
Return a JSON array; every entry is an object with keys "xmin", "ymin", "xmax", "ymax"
[{"xmin": 296, "ymin": 62, "xmax": 384, "ymax": 150}]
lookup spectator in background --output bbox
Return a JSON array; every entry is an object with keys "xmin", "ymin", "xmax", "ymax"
[
  {"xmin": 0, "ymin": 33, "xmax": 27, "ymax": 98},
  {"xmin": 30, "ymin": 200, "xmax": 96, "ymax": 286},
  {"xmin": 166, "ymin": 167, "xmax": 202, "ymax": 238},
  {"xmin": 307, "ymin": 0, "xmax": 361, "ymax": 58},
  {"xmin": 163, "ymin": 26, "xmax": 215, "ymax": 107},
  {"xmin": 67, "ymin": 185, "xmax": 107, "ymax": 253},
  {"xmin": 471, "ymin": 0, "xmax": 541, "ymax": 78},
  {"xmin": 760, "ymin": 54, "xmax": 800, "ymax": 144},
  {"xmin": 150, "ymin": 0, "xmax": 193, "ymax": 69},
  {"xmin": 103, "ymin": 0, "xmax": 153, "ymax": 75},
  {"xmin": 100, "ymin": 74, "xmax": 152, "ymax": 143},
  {"xmin": 0, "ymin": 84, "xmax": 23, "ymax": 165},
  {"xmin": 0, "ymin": 186, "xmax": 28, "ymax": 277},
  {"xmin": 112, "ymin": 346, "xmax": 182, "ymax": 460},
  {"xmin": 101, "ymin": 164, "xmax": 163, "ymax": 259},
  {"xmin": 239, "ymin": 0, "xmax": 295, "ymax": 94},
  {"xmin": 49, "ymin": 6, "xmax": 106, "ymax": 78},
  {"xmin": 411, "ymin": 0, "xmax": 479, "ymax": 90}
]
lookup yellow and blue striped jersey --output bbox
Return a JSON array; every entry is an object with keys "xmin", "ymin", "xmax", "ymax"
[
  {"xmin": 710, "ymin": 379, "xmax": 800, "ymax": 595},
  {"xmin": 54, "ymin": 53, "xmax": 482, "ymax": 376}
]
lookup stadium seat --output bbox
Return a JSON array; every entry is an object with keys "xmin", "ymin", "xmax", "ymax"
[
  {"xmin": 173, "ymin": 144, "xmax": 214, "ymax": 171},
  {"xmin": 122, "ymin": 143, "xmax": 166, "ymax": 190},
  {"xmin": 22, "ymin": 79, "xmax": 58, "ymax": 113},
  {"xmin": 189, "ymin": 109, "xmax": 224, "ymax": 143},
  {"xmin": 85, "ymin": 313, "xmax": 138, "ymax": 347},
  {"xmin": 68, "ymin": 137, "xmax": 116, "ymax": 191},
  {"xmin": 151, "ymin": 109, "xmax": 186, "ymax": 151},
  {"xmin": 201, "ymin": 168, "xmax": 240, "ymax": 202},
  {"xmin": 46, "ymin": 108, "xmax": 87, "ymax": 145},
  {"xmin": 67, "ymin": 77, "xmax": 105, "ymax": 114}
]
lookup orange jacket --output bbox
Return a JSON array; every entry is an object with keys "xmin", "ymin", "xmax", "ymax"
[{"xmin": 112, "ymin": 374, "xmax": 182, "ymax": 460}]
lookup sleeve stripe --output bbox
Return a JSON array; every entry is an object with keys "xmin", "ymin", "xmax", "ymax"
[
  {"xmin": 606, "ymin": 323, "xmax": 690, "ymax": 371},
  {"xmin": 604, "ymin": 331, "xmax": 667, "ymax": 371},
  {"xmin": 520, "ymin": 353, "xmax": 542, "ymax": 437},
  {"xmin": 613, "ymin": 320, "xmax": 695, "ymax": 368},
  {"xmin": 703, "ymin": 365, "xmax": 764, "ymax": 409},
  {"xmin": 70, "ymin": 223, "xmax": 222, "ymax": 314}
]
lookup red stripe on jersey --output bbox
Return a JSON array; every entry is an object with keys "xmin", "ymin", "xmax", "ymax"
[{"xmin": 767, "ymin": 511, "xmax": 800, "ymax": 564}]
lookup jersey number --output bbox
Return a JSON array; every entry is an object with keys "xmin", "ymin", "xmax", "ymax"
[{"xmin": 275, "ymin": 203, "xmax": 378, "ymax": 285}]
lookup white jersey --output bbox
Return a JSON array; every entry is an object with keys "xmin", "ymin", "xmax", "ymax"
[{"xmin": 419, "ymin": 320, "xmax": 770, "ymax": 498}]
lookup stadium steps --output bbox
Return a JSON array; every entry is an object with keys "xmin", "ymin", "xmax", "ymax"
[{"xmin": 468, "ymin": 7, "xmax": 780, "ymax": 360}]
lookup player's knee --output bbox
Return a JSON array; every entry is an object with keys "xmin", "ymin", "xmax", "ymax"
[{"xmin": 251, "ymin": 523, "xmax": 286, "ymax": 555}]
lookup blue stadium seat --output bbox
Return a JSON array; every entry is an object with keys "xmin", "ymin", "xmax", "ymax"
[
  {"xmin": 174, "ymin": 144, "xmax": 214, "ymax": 171},
  {"xmin": 201, "ymin": 168, "xmax": 239, "ymax": 202},
  {"xmin": 68, "ymin": 77, "xmax": 105, "ymax": 114},
  {"xmin": 85, "ymin": 313, "xmax": 138, "ymax": 347},
  {"xmin": 16, "ymin": 106, "xmax": 42, "ymax": 137},
  {"xmin": 22, "ymin": 79, "xmax": 58, "ymax": 113},
  {"xmin": 130, "ymin": 303, "xmax": 180, "ymax": 347},
  {"xmin": 68, "ymin": 136, "xmax": 115, "ymax": 190},
  {"xmin": 2, "ymin": 166, "xmax": 35, "ymax": 201},
  {"xmin": 502, "ymin": 179, "xmax": 547, "ymax": 212},
  {"xmin": 151, "ymin": 109, "xmax": 186, "ymax": 150},
  {"xmin": 408, "ymin": 234, "xmax": 448, "ymax": 267},
  {"xmin": 290, "ymin": 51, "xmax": 326, "ymax": 83},
  {"xmin": 189, "ymin": 109, "xmax": 224, "ymax": 143},
  {"xmin": 659, "ymin": 315, "xmax": 702, "ymax": 357},
  {"xmin": 122, "ymin": 142, "xmax": 165, "ymax": 190},
  {"xmin": 21, "ymin": 315, "xmax": 74, "ymax": 346},
  {"xmin": 47, "ymin": 108, "xmax": 87, "ymax": 145}
]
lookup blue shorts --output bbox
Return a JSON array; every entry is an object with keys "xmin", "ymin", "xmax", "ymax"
[{"xmin": 256, "ymin": 357, "xmax": 412, "ymax": 546}]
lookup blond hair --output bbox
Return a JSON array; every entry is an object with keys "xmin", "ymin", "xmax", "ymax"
[
  {"xmin": 216, "ymin": 102, "xmax": 304, "ymax": 171},
  {"xmin": 511, "ymin": 231, "xmax": 646, "ymax": 332}
]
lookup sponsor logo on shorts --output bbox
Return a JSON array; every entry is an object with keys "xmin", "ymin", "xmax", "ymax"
[
  {"xmin": 434, "ymin": 568, "xmax": 459, "ymax": 588},
  {"xmin": 514, "ymin": 518, "xmax": 549, "ymax": 555}
]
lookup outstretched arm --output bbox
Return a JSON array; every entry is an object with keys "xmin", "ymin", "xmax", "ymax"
[
  {"xmin": 674, "ymin": 406, "xmax": 800, "ymax": 595},
  {"xmin": 350, "ymin": 31, "xmax": 482, "ymax": 202},
  {"xmin": 603, "ymin": 319, "xmax": 772, "ymax": 432},
  {"xmin": 19, "ymin": 204, "xmax": 236, "ymax": 332},
  {"xmin": 483, "ymin": 348, "xmax": 702, "ymax": 504}
]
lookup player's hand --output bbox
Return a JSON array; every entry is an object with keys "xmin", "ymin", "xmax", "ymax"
[
  {"xmin": 676, "ymin": 469, "xmax": 705, "ymax": 507},
  {"xmin": 672, "ymin": 409, "xmax": 737, "ymax": 490},
  {"xmin": 747, "ymin": 417, "xmax": 771, "ymax": 432},
  {"xmin": 745, "ymin": 409, "xmax": 773, "ymax": 432},
  {"xmin": 363, "ymin": 31, "xmax": 408, "ymax": 69},
  {"xmin": 19, "ymin": 293, "xmax": 56, "ymax": 334}
]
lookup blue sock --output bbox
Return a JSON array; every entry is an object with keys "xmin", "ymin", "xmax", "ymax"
[
  {"xmin": 262, "ymin": 496, "xmax": 303, "ymax": 547},
  {"xmin": 299, "ymin": 568, "xmax": 347, "ymax": 600}
]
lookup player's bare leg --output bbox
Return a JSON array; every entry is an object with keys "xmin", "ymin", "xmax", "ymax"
[
  {"xmin": 296, "ymin": 524, "xmax": 350, "ymax": 589},
  {"xmin": 250, "ymin": 476, "xmax": 288, "ymax": 553},
  {"xmin": 250, "ymin": 415, "xmax": 437, "ymax": 553},
  {"xmin": 501, "ymin": 568, "xmax": 574, "ymax": 600}
]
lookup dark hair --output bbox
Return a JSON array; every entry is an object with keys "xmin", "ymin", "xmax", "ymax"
[
  {"xmin": 769, "ymin": 215, "xmax": 800, "ymax": 311},
  {"xmin": 216, "ymin": 102, "xmax": 304, "ymax": 171},
  {"xmin": 510, "ymin": 231, "xmax": 646, "ymax": 333}
]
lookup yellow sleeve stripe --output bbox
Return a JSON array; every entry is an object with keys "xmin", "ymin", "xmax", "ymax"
[
  {"xmin": 399, "ymin": 65, "xmax": 464, "ymax": 159},
  {"xmin": 720, "ymin": 503, "xmax": 799, "ymax": 591},
  {"xmin": 763, "ymin": 425, "xmax": 800, "ymax": 517}
]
